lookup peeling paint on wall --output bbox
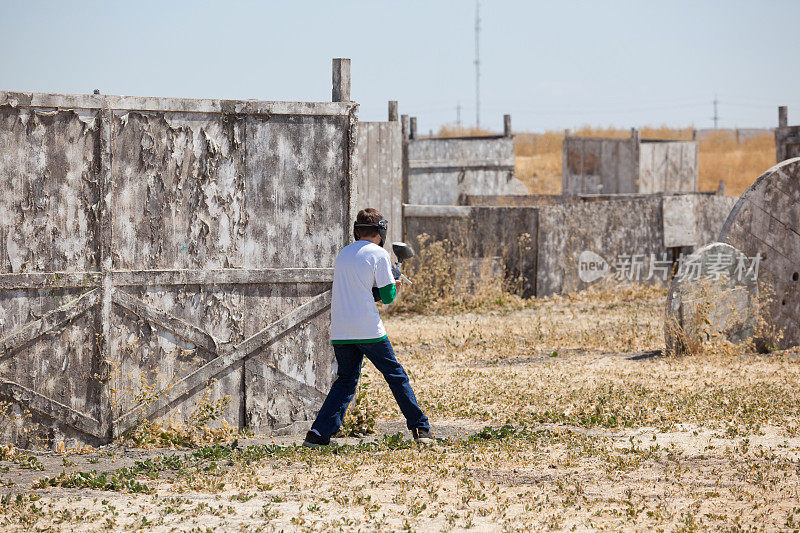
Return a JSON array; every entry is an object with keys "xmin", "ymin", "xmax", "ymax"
[{"xmin": 0, "ymin": 92, "xmax": 357, "ymax": 447}]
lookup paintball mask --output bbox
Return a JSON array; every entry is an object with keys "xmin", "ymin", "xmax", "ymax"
[{"xmin": 353, "ymin": 218, "xmax": 388, "ymax": 247}]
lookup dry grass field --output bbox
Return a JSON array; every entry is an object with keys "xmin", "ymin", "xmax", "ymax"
[
  {"xmin": 513, "ymin": 126, "xmax": 775, "ymax": 197},
  {"xmin": 1, "ymin": 283, "xmax": 799, "ymax": 531},
  {"xmin": 0, "ymin": 127, "xmax": 784, "ymax": 532},
  {"xmin": 439, "ymin": 124, "xmax": 776, "ymax": 197}
]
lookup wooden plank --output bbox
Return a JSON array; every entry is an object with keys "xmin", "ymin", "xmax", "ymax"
[
  {"xmin": 403, "ymin": 205, "xmax": 473, "ymax": 218},
  {"xmin": 111, "ymin": 289, "xmax": 220, "ymax": 354},
  {"xmin": 111, "ymin": 268, "xmax": 334, "ymax": 286},
  {"xmin": 113, "ymin": 289, "xmax": 332, "ymax": 435},
  {"xmin": 98, "ymin": 104, "xmax": 114, "ymax": 438},
  {"xmin": 0, "ymin": 91, "xmax": 355, "ymax": 117},
  {"xmin": 0, "ymin": 271, "xmax": 101, "ymax": 289},
  {"xmin": 0, "ymin": 290, "xmax": 100, "ymax": 355},
  {"xmin": 408, "ymin": 159, "xmax": 515, "ymax": 170},
  {"xmin": 0, "ymin": 381, "xmax": 104, "ymax": 438}
]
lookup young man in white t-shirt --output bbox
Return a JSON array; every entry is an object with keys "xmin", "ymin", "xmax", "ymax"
[{"xmin": 303, "ymin": 208, "xmax": 433, "ymax": 447}]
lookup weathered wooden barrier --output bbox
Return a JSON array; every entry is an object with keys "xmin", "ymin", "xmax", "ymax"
[
  {"xmin": 0, "ymin": 59, "xmax": 358, "ymax": 447},
  {"xmin": 719, "ymin": 157, "xmax": 800, "ymax": 350},
  {"xmin": 563, "ymin": 129, "xmax": 698, "ymax": 195},
  {"xmin": 776, "ymin": 106, "xmax": 800, "ymax": 162},
  {"xmin": 404, "ymin": 193, "xmax": 737, "ymax": 297},
  {"xmin": 403, "ymin": 114, "xmax": 527, "ymax": 205},
  {"xmin": 355, "ymin": 101, "xmax": 403, "ymax": 245}
]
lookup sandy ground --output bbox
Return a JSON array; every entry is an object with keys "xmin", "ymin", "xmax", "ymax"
[{"xmin": 1, "ymin": 286, "xmax": 800, "ymax": 531}]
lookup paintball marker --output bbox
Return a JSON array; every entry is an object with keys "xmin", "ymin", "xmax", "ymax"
[
  {"xmin": 390, "ymin": 242, "xmax": 414, "ymax": 285},
  {"xmin": 372, "ymin": 242, "xmax": 415, "ymax": 302}
]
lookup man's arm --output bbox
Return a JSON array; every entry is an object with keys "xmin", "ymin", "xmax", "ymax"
[{"xmin": 374, "ymin": 250, "xmax": 397, "ymax": 305}]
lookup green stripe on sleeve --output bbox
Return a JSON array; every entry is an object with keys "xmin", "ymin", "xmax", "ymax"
[{"xmin": 378, "ymin": 283, "xmax": 397, "ymax": 304}]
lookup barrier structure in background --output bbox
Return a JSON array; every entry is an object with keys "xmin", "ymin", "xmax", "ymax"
[
  {"xmin": 0, "ymin": 59, "xmax": 358, "ymax": 447},
  {"xmin": 719, "ymin": 157, "xmax": 800, "ymax": 350},
  {"xmin": 404, "ymin": 193, "xmax": 736, "ymax": 298},
  {"xmin": 355, "ymin": 101, "xmax": 403, "ymax": 245},
  {"xmin": 562, "ymin": 129, "xmax": 698, "ymax": 195},
  {"xmin": 776, "ymin": 106, "xmax": 800, "ymax": 162},
  {"xmin": 403, "ymin": 114, "xmax": 527, "ymax": 205}
]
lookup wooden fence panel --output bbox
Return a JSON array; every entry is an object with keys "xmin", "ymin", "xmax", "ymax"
[{"xmin": 0, "ymin": 90, "xmax": 357, "ymax": 447}]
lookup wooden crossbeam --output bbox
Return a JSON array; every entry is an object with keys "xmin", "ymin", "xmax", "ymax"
[
  {"xmin": 0, "ymin": 381, "xmax": 104, "ymax": 438},
  {"xmin": 408, "ymin": 159, "xmax": 515, "ymax": 170},
  {"xmin": 111, "ymin": 289, "xmax": 220, "ymax": 354},
  {"xmin": 0, "ymin": 272, "xmax": 101, "ymax": 290},
  {"xmin": 111, "ymin": 268, "xmax": 334, "ymax": 286},
  {"xmin": 0, "ymin": 290, "xmax": 100, "ymax": 355},
  {"xmin": 252, "ymin": 364, "xmax": 328, "ymax": 402},
  {"xmin": 0, "ymin": 268, "xmax": 333, "ymax": 290},
  {"xmin": 113, "ymin": 290, "xmax": 332, "ymax": 435}
]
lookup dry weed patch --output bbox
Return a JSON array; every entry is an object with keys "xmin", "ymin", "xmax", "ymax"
[{"xmin": 3, "ymin": 284, "xmax": 799, "ymax": 531}]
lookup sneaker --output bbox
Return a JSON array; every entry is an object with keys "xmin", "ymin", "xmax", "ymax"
[
  {"xmin": 411, "ymin": 427, "xmax": 434, "ymax": 445},
  {"xmin": 302, "ymin": 431, "xmax": 330, "ymax": 448}
]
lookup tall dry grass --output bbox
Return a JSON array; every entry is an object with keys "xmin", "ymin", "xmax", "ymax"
[
  {"xmin": 438, "ymin": 123, "xmax": 775, "ymax": 196},
  {"xmin": 699, "ymin": 130, "xmax": 775, "ymax": 194}
]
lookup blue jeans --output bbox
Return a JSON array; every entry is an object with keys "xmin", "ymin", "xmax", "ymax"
[{"xmin": 311, "ymin": 338, "xmax": 430, "ymax": 438}]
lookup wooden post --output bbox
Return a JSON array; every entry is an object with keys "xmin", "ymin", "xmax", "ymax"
[
  {"xmin": 409, "ymin": 117, "xmax": 417, "ymax": 139},
  {"xmin": 503, "ymin": 114, "xmax": 512, "ymax": 137},
  {"xmin": 631, "ymin": 128, "xmax": 641, "ymax": 193},
  {"xmin": 779, "ymin": 106, "xmax": 788, "ymax": 128},
  {"xmin": 388, "ymin": 101, "xmax": 398, "ymax": 122},
  {"xmin": 332, "ymin": 58, "xmax": 351, "ymax": 102},
  {"xmin": 564, "ymin": 129, "xmax": 569, "ymax": 138},
  {"xmin": 692, "ymin": 129, "xmax": 697, "ymax": 141},
  {"xmin": 401, "ymin": 115, "xmax": 409, "ymax": 140},
  {"xmin": 717, "ymin": 179, "xmax": 726, "ymax": 196}
]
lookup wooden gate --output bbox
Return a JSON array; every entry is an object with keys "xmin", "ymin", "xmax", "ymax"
[{"xmin": 0, "ymin": 91, "xmax": 357, "ymax": 447}]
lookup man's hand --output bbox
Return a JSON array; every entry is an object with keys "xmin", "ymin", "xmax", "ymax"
[{"xmin": 395, "ymin": 278, "xmax": 403, "ymax": 290}]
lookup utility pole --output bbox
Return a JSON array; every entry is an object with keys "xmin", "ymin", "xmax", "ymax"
[
  {"xmin": 456, "ymin": 102, "xmax": 462, "ymax": 128},
  {"xmin": 713, "ymin": 95, "xmax": 719, "ymax": 129},
  {"xmin": 474, "ymin": 0, "xmax": 481, "ymax": 129}
]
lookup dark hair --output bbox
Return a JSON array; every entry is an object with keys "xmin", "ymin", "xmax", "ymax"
[{"xmin": 355, "ymin": 208, "xmax": 383, "ymax": 238}]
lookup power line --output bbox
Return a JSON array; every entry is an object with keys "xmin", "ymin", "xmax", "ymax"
[{"xmin": 474, "ymin": 0, "xmax": 480, "ymax": 128}]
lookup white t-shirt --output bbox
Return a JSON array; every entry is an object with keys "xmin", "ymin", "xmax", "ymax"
[{"xmin": 330, "ymin": 240, "xmax": 395, "ymax": 341}]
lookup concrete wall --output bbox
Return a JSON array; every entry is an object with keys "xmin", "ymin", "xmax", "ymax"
[
  {"xmin": 404, "ymin": 194, "xmax": 736, "ymax": 298},
  {"xmin": 562, "ymin": 132, "xmax": 698, "ymax": 194},
  {"xmin": 405, "ymin": 125, "xmax": 526, "ymax": 205},
  {"xmin": 355, "ymin": 105, "xmax": 403, "ymax": 245},
  {"xmin": 0, "ymin": 85, "xmax": 357, "ymax": 447}
]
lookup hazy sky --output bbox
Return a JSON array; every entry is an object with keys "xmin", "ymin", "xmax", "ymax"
[{"xmin": 1, "ymin": 1, "xmax": 797, "ymax": 134}]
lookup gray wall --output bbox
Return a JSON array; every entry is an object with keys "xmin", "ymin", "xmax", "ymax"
[
  {"xmin": 536, "ymin": 198, "xmax": 664, "ymax": 295},
  {"xmin": 562, "ymin": 133, "xmax": 698, "ymax": 195},
  {"xmin": 562, "ymin": 136, "xmax": 639, "ymax": 194},
  {"xmin": 639, "ymin": 141, "xmax": 698, "ymax": 193},
  {"xmin": 403, "ymin": 205, "xmax": 539, "ymax": 297},
  {"xmin": 0, "ymin": 90, "xmax": 357, "ymax": 447},
  {"xmin": 355, "ymin": 120, "xmax": 402, "ymax": 245},
  {"xmin": 404, "ymin": 194, "xmax": 735, "ymax": 298},
  {"xmin": 405, "ymin": 136, "xmax": 526, "ymax": 205}
]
